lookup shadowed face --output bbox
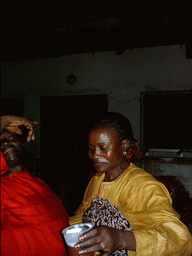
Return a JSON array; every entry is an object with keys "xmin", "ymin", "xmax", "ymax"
[
  {"xmin": 88, "ymin": 127, "xmax": 125, "ymax": 175},
  {"xmin": 1, "ymin": 132, "xmax": 23, "ymax": 168}
]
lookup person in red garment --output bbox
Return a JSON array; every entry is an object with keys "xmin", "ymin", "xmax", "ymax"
[{"xmin": 1, "ymin": 115, "xmax": 69, "ymax": 256}]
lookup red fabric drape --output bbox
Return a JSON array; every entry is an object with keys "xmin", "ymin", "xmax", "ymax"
[
  {"xmin": 1, "ymin": 151, "xmax": 9, "ymax": 175},
  {"xmin": 1, "ymin": 171, "xmax": 69, "ymax": 256}
]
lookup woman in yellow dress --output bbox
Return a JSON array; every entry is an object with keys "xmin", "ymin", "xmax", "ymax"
[{"xmin": 70, "ymin": 112, "xmax": 192, "ymax": 256}]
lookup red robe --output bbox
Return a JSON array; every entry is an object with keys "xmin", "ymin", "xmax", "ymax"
[
  {"xmin": 1, "ymin": 170, "xmax": 69, "ymax": 256},
  {"xmin": 1, "ymin": 151, "xmax": 9, "ymax": 175}
]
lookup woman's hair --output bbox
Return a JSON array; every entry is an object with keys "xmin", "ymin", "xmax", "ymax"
[{"xmin": 89, "ymin": 112, "xmax": 141, "ymax": 165}]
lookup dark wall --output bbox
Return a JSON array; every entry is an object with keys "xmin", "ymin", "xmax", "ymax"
[{"xmin": 40, "ymin": 94, "xmax": 108, "ymax": 215}]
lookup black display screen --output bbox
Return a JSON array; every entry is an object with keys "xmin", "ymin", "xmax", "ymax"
[{"xmin": 140, "ymin": 90, "xmax": 192, "ymax": 151}]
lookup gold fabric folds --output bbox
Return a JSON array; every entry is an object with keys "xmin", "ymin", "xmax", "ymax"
[{"xmin": 70, "ymin": 164, "xmax": 192, "ymax": 255}]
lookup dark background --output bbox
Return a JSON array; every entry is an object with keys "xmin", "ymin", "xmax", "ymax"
[
  {"xmin": 1, "ymin": 3, "xmax": 192, "ymax": 215},
  {"xmin": 140, "ymin": 90, "xmax": 192, "ymax": 151},
  {"xmin": 1, "ymin": 3, "xmax": 192, "ymax": 62}
]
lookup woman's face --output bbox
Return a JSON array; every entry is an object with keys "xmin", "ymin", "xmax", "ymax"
[{"xmin": 88, "ymin": 127, "xmax": 125, "ymax": 175}]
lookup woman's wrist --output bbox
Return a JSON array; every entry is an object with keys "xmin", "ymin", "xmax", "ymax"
[{"xmin": 119, "ymin": 230, "xmax": 136, "ymax": 252}]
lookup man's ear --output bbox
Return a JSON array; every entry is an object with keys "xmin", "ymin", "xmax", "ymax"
[{"xmin": 121, "ymin": 139, "xmax": 129, "ymax": 151}]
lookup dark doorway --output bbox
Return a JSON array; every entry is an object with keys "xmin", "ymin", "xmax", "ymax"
[{"xmin": 40, "ymin": 94, "xmax": 108, "ymax": 216}]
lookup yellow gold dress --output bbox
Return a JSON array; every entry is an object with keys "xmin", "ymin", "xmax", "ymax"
[{"xmin": 70, "ymin": 164, "xmax": 192, "ymax": 256}]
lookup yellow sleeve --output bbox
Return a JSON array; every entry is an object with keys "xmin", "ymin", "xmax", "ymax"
[{"xmin": 120, "ymin": 174, "xmax": 192, "ymax": 256}]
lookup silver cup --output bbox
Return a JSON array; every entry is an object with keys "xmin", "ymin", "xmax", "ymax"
[{"xmin": 62, "ymin": 223, "xmax": 93, "ymax": 248}]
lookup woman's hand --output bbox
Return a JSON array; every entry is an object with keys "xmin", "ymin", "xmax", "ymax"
[
  {"xmin": 74, "ymin": 226, "xmax": 136, "ymax": 256},
  {"xmin": 1, "ymin": 115, "xmax": 38, "ymax": 142}
]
